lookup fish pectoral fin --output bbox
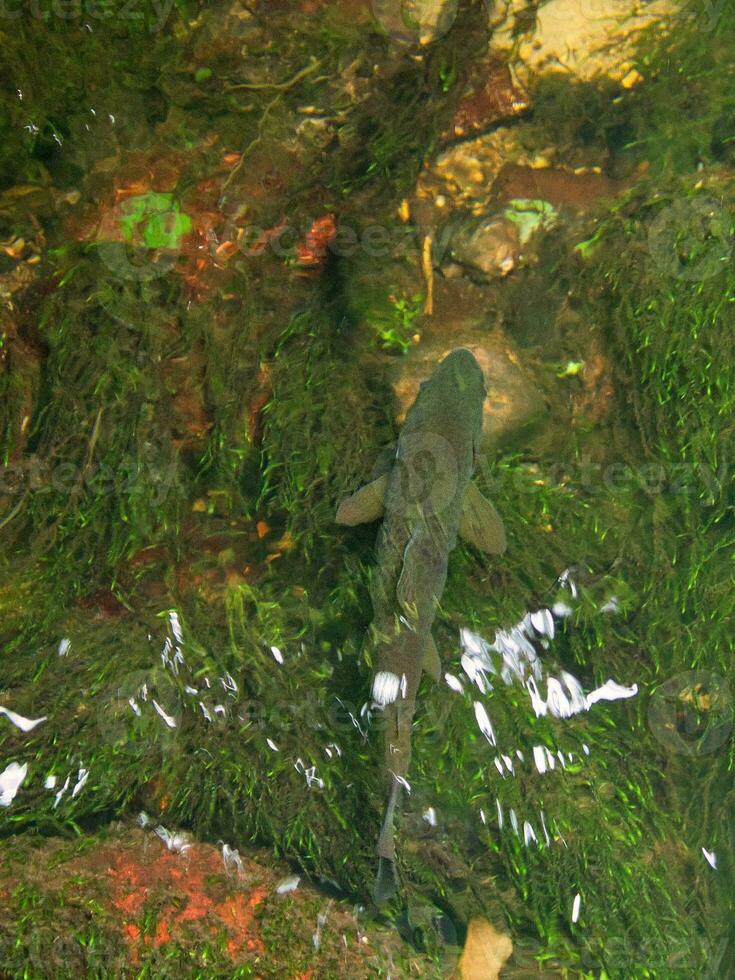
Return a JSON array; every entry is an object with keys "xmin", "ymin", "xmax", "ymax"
[
  {"xmin": 459, "ymin": 481, "xmax": 507, "ymax": 555},
  {"xmin": 336, "ymin": 473, "xmax": 389, "ymax": 526},
  {"xmin": 422, "ymin": 634, "xmax": 442, "ymax": 683}
]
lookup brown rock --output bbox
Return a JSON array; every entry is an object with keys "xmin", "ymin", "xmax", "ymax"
[
  {"xmin": 438, "ymin": 212, "xmax": 521, "ymax": 281},
  {"xmin": 493, "ymin": 163, "xmax": 632, "ymax": 212}
]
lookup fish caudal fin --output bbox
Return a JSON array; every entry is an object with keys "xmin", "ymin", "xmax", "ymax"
[
  {"xmin": 376, "ymin": 776, "xmax": 401, "ymax": 862},
  {"xmin": 373, "ymin": 856, "xmax": 399, "ymax": 905},
  {"xmin": 336, "ymin": 473, "xmax": 389, "ymax": 526},
  {"xmin": 459, "ymin": 481, "xmax": 507, "ymax": 554},
  {"xmin": 374, "ymin": 776, "xmax": 403, "ymax": 904}
]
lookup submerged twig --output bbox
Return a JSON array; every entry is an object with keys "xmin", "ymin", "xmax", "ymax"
[
  {"xmin": 222, "ymin": 58, "xmax": 328, "ymax": 191},
  {"xmin": 0, "ymin": 489, "xmax": 28, "ymax": 532},
  {"xmin": 222, "ymin": 94, "xmax": 282, "ymax": 191},
  {"xmin": 421, "ymin": 233, "xmax": 434, "ymax": 316},
  {"xmin": 225, "ymin": 56, "xmax": 322, "ymax": 92}
]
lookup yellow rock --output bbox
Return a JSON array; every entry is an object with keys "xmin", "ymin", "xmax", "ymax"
[
  {"xmin": 621, "ymin": 67, "xmax": 644, "ymax": 89},
  {"xmin": 491, "ymin": 0, "xmax": 675, "ymax": 86},
  {"xmin": 456, "ymin": 918, "xmax": 513, "ymax": 979}
]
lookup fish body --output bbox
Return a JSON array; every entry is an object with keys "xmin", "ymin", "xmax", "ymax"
[{"xmin": 336, "ymin": 348, "xmax": 506, "ymax": 902}]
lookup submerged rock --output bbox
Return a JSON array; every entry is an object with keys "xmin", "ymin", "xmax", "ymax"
[
  {"xmin": 441, "ymin": 58, "xmax": 529, "ymax": 143},
  {"xmin": 494, "ymin": 163, "xmax": 638, "ymax": 212},
  {"xmin": 455, "ymin": 917, "xmax": 513, "ymax": 980},
  {"xmin": 372, "ymin": 0, "xmax": 459, "ymax": 45},
  {"xmin": 436, "ymin": 211, "xmax": 521, "ymax": 281},
  {"xmin": 435, "ymin": 199, "xmax": 558, "ymax": 281},
  {"xmin": 491, "ymin": 0, "xmax": 676, "ymax": 84},
  {"xmin": 416, "ymin": 126, "xmax": 543, "ymax": 213},
  {"xmin": 389, "ymin": 333, "xmax": 547, "ymax": 452}
]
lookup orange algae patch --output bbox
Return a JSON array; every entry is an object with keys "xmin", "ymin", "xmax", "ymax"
[
  {"xmin": 295, "ymin": 213, "xmax": 336, "ymax": 269},
  {"xmin": 106, "ymin": 842, "xmax": 265, "ymax": 962}
]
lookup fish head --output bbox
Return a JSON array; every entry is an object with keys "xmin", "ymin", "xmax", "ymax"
[
  {"xmin": 416, "ymin": 344, "xmax": 485, "ymax": 395},
  {"xmin": 417, "ymin": 347, "xmax": 486, "ymax": 448},
  {"xmin": 435, "ymin": 347, "xmax": 486, "ymax": 398},
  {"xmin": 393, "ymin": 348, "xmax": 487, "ymax": 519}
]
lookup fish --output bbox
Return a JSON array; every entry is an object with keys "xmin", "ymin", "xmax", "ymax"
[{"xmin": 336, "ymin": 348, "xmax": 506, "ymax": 903}]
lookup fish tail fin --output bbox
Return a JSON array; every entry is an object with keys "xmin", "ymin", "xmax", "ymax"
[
  {"xmin": 373, "ymin": 776, "xmax": 402, "ymax": 904},
  {"xmin": 423, "ymin": 633, "xmax": 441, "ymax": 682},
  {"xmin": 373, "ymin": 856, "xmax": 399, "ymax": 905}
]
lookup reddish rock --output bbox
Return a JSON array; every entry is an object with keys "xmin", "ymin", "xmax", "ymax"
[
  {"xmin": 493, "ymin": 163, "xmax": 633, "ymax": 211},
  {"xmin": 574, "ymin": 350, "xmax": 616, "ymax": 425},
  {"xmin": 76, "ymin": 590, "xmax": 129, "ymax": 618},
  {"xmin": 295, "ymin": 213, "xmax": 337, "ymax": 270},
  {"xmin": 105, "ymin": 842, "xmax": 266, "ymax": 964},
  {"xmin": 442, "ymin": 60, "xmax": 529, "ymax": 142}
]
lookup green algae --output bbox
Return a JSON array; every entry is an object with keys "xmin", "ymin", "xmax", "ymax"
[{"xmin": 118, "ymin": 193, "xmax": 193, "ymax": 251}]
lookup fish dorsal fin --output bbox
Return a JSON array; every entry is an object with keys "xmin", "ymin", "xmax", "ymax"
[
  {"xmin": 423, "ymin": 633, "xmax": 442, "ymax": 682},
  {"xmin": 336, "ymin": 472, "xmax": 389, "ymax": 526},
  {"xmin": 459, "ymin": 482, "xmax": 507, "ymax": 555}
]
